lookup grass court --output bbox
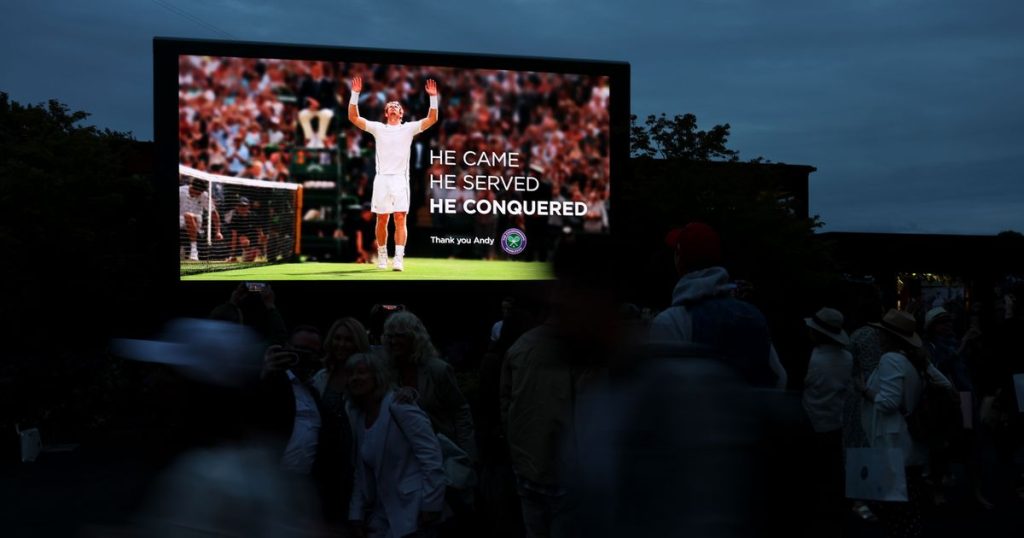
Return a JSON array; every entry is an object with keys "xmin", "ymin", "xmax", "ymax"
[{"xmin": 181, "ymin": 257, "xmax": 553, "ymax": 281}]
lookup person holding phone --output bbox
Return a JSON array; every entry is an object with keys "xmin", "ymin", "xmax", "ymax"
[
  {"xmin": 260, "ymin": 325, "xmax": 350, "ymax": 527},
  {"xmin": 261, "ymin": 326, "xmax": 327, "ymax": 474}
]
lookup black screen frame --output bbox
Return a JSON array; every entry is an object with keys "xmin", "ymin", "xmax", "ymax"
[{"xmin": 155, "ymin": 37, "xmax": 630, "ymax": 294}]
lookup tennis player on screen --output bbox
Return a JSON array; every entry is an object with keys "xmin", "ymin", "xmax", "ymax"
[{"xmin": 348, "ymin": 75, "xmax": 438, "ymax": 271}]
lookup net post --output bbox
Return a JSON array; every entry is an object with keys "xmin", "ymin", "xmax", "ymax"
[
  {"xmin": 294, "ymin": 185, "xmax": 303, "ymax": 256},
  {"xmin": 207, "ymin": 183, "xmax": 213, "ymax": 246}
]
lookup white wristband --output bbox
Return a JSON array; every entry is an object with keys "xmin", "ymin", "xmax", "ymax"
[
  {"xmin": 429, "ymin": 95, "xmax": 438, "ymax": 109},
  {"xmin": 350, "ymin": 91, "xmax": 360, "ymax": 106}
]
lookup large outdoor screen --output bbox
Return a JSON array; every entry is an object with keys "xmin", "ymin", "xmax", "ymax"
[{"xmin": 155, "ymin": 38, "xmax": 629, "ymax": 281}]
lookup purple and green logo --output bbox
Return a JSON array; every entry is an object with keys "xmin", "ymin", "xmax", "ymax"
[{"xmin": 500, "ymin": 228, "xmax": 527, "ymax": 255}]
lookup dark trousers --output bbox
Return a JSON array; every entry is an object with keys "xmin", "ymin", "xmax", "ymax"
[{"xmin": 806, "ymin": 429, "xmax": 845, "ymax": 537}]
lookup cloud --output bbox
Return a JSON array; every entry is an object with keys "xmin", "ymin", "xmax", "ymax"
[{"xmin": 1, "ymin": 0, "xmax": 1022, "ymax": 234}]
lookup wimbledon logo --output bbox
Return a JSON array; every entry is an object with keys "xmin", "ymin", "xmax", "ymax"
[{"xmin": 500, "ymin": 228, "xmax": 527, "ymax": 255}]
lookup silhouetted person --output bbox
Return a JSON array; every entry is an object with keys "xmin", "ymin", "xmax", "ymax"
[
  {"xmin": 801, "ymin": 307, "xmax": 853, "ymax": 536},
  {"xmin": 649, "ymin": 222, "xmax": 781, "ymax": 388},
  {"xmin": 501, "ymin": 235, "xmax": 619, "ymax": 538}
]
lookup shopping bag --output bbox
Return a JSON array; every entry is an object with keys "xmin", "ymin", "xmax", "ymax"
[
  {"xmin": 17, "ymin": 425, "xmax": 41, "ymax": 463},
  {"xmin": 845, "ymin": 447, "xmax": 907, "ymax": 502}
]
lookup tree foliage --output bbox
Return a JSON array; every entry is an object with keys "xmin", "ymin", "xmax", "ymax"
[
  {"xmin": 630, "ymin": 112, "xmax": 741, "ymax": 162},
  {"xmin": 619, "ymin": 111, "xmax": 835, "ymax": 375},
  {"xmin": 0, "ymin": 93, "xmax": 155, "ymax": 328},
  {"xmin": 0, "ymin": 93, "xmax": 156, "ymax": 435}
]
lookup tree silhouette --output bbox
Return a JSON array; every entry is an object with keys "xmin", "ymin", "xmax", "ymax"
[
  {"xmin": 630, "ymin": 112, "xmax": 740, "ymax": 162},
  {"xmin": 620, "ymin": 111, "xmax": 835, "ymax": 380},
  {"xmin": 1, "ymin": 93, "xmax": 155, "ymax": 436}
]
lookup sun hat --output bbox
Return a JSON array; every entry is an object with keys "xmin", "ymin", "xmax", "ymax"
[
  {"xmin": 923, "ymin": 306, "xmax": 951, "ymax": 331},
  {"xmin": 868, "ymin": 308, "xmax": 923, "ymax": 349},
  {"xmin": 804, "ymin": 307, "xmax": 851, "ymax": 346}
]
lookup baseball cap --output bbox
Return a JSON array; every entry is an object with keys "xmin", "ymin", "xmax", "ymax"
[{"xmin": 665, "ymin": 222, "xmax": 721, "ymax": 269}]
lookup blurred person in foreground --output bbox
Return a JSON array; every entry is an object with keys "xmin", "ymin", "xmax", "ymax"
[
  {"xmin": 345, "ymin": 352, "xmax": 446, "ymax": 538},
  {"xmin": 478, "ymin": 300, "xmax": 537, "ymax": 538},
  {"xmin": 568, "ymin": 229, "xmax": 810, "ymax": 537},
  {"xmin": 649, "ymin": 222, "xmax": 786, "ymax": 389},
  {"xmin": 115, "ymin": 319, "xmax": 321, "ymax": 537},
  {"xmin": 500, "ymin": 235, "xmax": 620, "ymax": 538},
  {"xmin": 348, "ymin": 75, "xmax": 439, "ymax": 272}
]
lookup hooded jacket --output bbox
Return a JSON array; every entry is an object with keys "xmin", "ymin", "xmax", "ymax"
[{"xmin": 650, "ymin": 267, "xmax": 776, "ymax": 388}]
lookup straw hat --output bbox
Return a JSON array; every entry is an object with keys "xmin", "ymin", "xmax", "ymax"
[
  {"xmin": 804, "ymin": 307, "xmax": 851, "ymax": 346},
  {"xmin": 868, "ymin": 309, "xmax": 923, "ymax": 348}
]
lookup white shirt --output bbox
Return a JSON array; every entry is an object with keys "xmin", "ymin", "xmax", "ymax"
[
  {"xmin": 179, "ymin": 185, "xmax": 210, "ymax": 217},
  {"xmin": 861, "ymin": 351, "xmax": 952, "ymax": 466},
  {"xmin": 802, "ymin": 344, "xmax": 853, "ymax": 433},
  {"xmin": 281, "ymin": 370, "xmax": 322, "ymax": 474},
  {"xmin": 365, "ymin": 120, "xmax": 425, "ymax": 176}
]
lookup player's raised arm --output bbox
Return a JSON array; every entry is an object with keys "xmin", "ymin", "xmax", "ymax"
[
  {"xmin": 348, "ymin": 76, "xmax": 367, "ymax": 131},
  {"xmin": 420, "ymin": 79, "xmax": 439, "ymax": 132}
]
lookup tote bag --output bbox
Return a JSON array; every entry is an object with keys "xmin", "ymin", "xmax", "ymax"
[{"xmin": 845, "ymin": 447, "xmax": 907, "ymax": 502}]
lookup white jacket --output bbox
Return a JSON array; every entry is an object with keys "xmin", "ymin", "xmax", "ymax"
[
  {"xmin": 348, "ymin": 391, "xmax": 446, "ymax": 537},
  {"xmin": 861, "ymin": 352, "xmax": 952, "ymax": 467}
]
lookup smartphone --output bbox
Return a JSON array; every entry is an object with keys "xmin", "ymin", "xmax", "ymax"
[
  {"xmin": 246, "ymin": 282, "xmax": 266, "ymax": 292},
  {"xmin": 280, "ymin": 345, "xmax": 305, "ymax": 367}
]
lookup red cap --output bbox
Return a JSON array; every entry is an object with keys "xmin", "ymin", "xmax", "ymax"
[{"xmin": 665, "ymin": 222, "xmax": 721, "ymax": 269}]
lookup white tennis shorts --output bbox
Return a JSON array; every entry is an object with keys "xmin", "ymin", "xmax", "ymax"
[
  {"xmin": 180, "ymin": 212, "xmax": 202, "ymax": 230},
  {"xmin": 371, "ymin": 173, "xmax": 410, "ymax": 214}
]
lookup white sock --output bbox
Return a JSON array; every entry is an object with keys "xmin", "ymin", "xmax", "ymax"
[
  {"xmin": 190, "ymin": 241, "xmax": 198, "ymax": 254},
  {"xmin": 378, "ymin": 246, "xmax": 387, "ymax": 257},
  {"xmin": 396, "ymin": 245, "xmax": 405, "ymax": 258}
]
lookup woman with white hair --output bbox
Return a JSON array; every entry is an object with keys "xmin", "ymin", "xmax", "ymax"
[
  {"xmin": 345, "ymin": 352, "xmax": 446, "ymax": 538},
  {"xmin": 382, "ymin": 311, "xmax": 477, "ymax": 461}
]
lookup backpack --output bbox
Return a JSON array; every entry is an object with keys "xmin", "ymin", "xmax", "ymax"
[{"xmin": 905, "ymin": 367, "xmax": 962, "ymax": 447}]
